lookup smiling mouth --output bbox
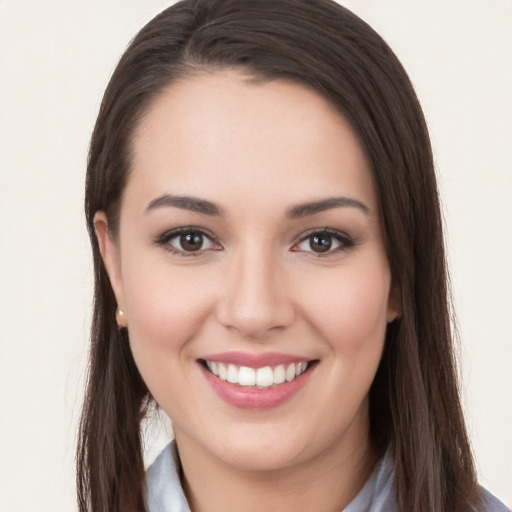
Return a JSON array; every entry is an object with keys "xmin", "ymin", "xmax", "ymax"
[{"xmin": 200, "ymin": 360, "xmax": 316, "ymax": 389}]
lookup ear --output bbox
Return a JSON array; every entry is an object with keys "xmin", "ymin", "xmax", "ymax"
[
  {"xmin": 94, "ymin": 211, "xmax": 128, "ymax": 328},
  {"xmin": 386, "ymin": 280, "xmax": 402, "ymax": 323}
]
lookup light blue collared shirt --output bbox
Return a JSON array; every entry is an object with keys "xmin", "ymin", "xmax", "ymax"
[{"xmin": 146, "ymin": 441, "xmax": 509, "ymax": 512}]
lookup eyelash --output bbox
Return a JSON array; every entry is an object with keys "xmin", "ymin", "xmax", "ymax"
[
  {"xmin": 292, "ymin": 228, "xmax": 355, "ymax": 256},
  {"xmin": 154, "ymin": 227, "xmax": 355, "ymax": 257},
  {"xmin": 154, "ymin": 227, "xmax": 221, "ymax": 257}
]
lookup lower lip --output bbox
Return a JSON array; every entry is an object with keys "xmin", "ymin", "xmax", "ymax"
[{"xmin": 200, "ymin": 364, "xmax": 313, "ymax": 410}]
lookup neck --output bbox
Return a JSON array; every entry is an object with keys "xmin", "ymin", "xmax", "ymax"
[{"xmin": 174, "ymin": 421, "xmax": 377, "ymax": 512}]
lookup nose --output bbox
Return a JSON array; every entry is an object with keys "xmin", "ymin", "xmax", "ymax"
[{"xmin": 215, "ymin": 244, "xmax": 295, "ymax": 340}]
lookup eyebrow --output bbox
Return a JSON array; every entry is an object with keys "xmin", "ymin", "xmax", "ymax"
[
  {"xmin": 286, "ymin": 197, "xmax": 370, "ymax": 218},
  {"xmin": 145, "ymin": 194, "xmax": 369, "ymax": 218},
  {"xmin": 145, "ymin": 194, "xmax": 225, "ymax": 216}
]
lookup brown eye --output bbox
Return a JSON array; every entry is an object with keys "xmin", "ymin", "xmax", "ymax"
[
  {"xmin": 180, "ymin": 232, "xmax": 204, "ymax": 251},
  {"xmin": 156, "ymin": 228, "xmax": 219, "ymax": 256},
  {"xmin": 309, "ymin": 234, "xmax": 332, "ymax": 253},
  {"xmin": 293, "ymin": 229, "xmax": 354, "ymax": 255}
]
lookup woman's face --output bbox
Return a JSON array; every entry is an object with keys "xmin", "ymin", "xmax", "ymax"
[{"xmin": 96, "ymin": 70, "xmax": 399, "ymax": 472}]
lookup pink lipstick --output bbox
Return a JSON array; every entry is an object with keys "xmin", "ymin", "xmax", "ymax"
[{"xmin": 199, "ymin": 352, "xmax": 316, "ymax": 409}]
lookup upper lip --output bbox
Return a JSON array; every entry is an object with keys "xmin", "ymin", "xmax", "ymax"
[{"xmin": 200, "ymin": 351, "xmax": 312, "ymax": 368}]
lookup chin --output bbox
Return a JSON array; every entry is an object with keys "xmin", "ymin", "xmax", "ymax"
[
  {"xmin": 199, "ymin": 424, "xmax": 315, "ymax": 472},
  {"xmin": 216, "ymin": 443, "xmax": 306, "ymax": 472}
]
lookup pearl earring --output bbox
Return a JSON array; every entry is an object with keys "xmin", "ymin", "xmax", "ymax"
[{"xmin": 116, "ymin": 308, "xmax": 126, "ymax": 327}]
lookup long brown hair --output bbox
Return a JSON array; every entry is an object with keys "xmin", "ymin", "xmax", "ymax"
[{"xmin": 78, "ymin": 1, "xmax": 480, "ymax": 510}]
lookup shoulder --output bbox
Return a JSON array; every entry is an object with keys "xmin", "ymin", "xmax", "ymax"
[
  {"xmin": 367, "ymin": 450, "xmax": 510, "ymax": 512},
  {"xmin": 477, "ymin": 487, "xmax": 510, "ymax": 512}
]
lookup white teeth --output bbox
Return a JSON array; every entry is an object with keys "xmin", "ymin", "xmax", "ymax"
[
  {"xmin": 285, "ymin": 364, "xmax": 296, "ymax": 382},
  {"xmin": 273, "ymin": 364, "xmax": 286, "ymax": 384},
  {"xmin": 205, "ymin": 360, "xmax": 310, "ymax": 387},
  {"xmin": 238, "ymin": 366, "xmax": 256, "ymax": 386},
  {"xmin": 256, "ymin": 366, "xmax": 274, "ymax": 387},
  {"xmin": 227, "ymin": 364, "xmax": 239, "ymax": 383},
  {"xmin": 218, "ymin": 362, "xmax": 228, "ymax": 381}
]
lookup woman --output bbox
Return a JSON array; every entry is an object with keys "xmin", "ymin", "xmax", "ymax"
[{"xmin": 77, "ymin": 1, "xmax": 509, "ymax": 511}]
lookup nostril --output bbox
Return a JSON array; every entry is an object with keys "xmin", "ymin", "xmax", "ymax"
[{"xmin": 215, "ymin": 295, "xmax": 296, "ymax": 339}]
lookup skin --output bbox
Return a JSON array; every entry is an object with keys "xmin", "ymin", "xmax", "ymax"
[{"xmin": 95, "ymin": 70, "xmax": 400, "ymax": 512}]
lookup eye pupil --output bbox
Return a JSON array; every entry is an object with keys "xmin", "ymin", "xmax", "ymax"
[
  {"xmin": 310, "ymin": 234, "xmax": 332, "ymax": 253},
  {"xmin": 180, "ymin": 232, "xmax": 203, "ymax": 251}
]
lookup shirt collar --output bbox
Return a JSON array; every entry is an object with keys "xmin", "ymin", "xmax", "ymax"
[{"xmin": 146, "ymin": 441, "xmax": 395, "ymax": 512}]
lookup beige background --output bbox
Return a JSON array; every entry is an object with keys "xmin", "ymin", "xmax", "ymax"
[{"xmin": 0, "ymin": 1, "xmax": 510, "ymax": 510}]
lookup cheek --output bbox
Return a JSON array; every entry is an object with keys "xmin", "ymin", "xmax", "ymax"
[
  {"xmin": 301, "ymin": 261, "xmax": 391, "ymax": 353},
  {"xmin": 120, "ymin": 255, "xmax": 214, "ymax": 377}
]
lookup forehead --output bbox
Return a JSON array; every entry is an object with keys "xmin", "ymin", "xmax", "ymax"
[{"xmin": 128, "ymin": 70, "xmax": 376, "ymax": 213}]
